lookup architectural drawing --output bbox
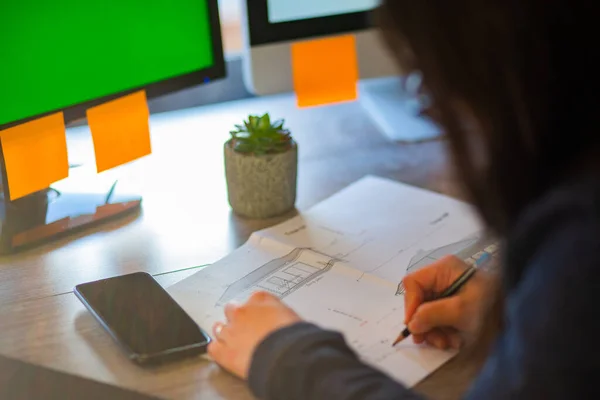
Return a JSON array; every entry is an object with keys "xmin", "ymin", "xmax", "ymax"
[
  {"xmin": 169, "ymin": 176, "xmax": 482, "ymax": 388},
  {"xmin": 217, "ymin": 248, "xmax": 342, "ymax": 306},
  {"xmin": 396, "ymin": 233, "xmax": 500, "ymax": 295}
]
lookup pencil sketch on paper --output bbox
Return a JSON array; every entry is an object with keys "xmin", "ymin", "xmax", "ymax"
[
  {"xmin": 217, "ymin": 248, "xmax": 343, "ymax": 306},
  {"xmin": 348, "ymin": 307, "xmax": 406, "ymax": 364},
  {"xmin": 395, "ymin": 233, "xmax": 500, "ymax": 295}
]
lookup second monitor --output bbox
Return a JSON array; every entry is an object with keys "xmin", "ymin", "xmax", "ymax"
[
  {"xmin": 241, "ymin": 0, "xmax": 398, "ymax": 96},
  {"xmin": 240, "ymin": 0, "xmax": 440, "ymax": 142}
]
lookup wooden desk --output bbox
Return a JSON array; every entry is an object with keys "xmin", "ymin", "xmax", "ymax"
[{"xmin": 0, "ymin": 94, "xmax": 484, "ymax": 399}]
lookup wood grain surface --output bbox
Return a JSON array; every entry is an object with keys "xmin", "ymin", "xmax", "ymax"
[{"xmin": 0, "ymin": 93, "xmax": 485, "ymax": 399}]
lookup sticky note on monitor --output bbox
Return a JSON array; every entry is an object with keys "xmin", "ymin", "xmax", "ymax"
[
  {"xmin": 86, "ymin": 90, "xmax": 152, "ymax": 173},
  {"xmin": 291, "ymin": 34, "xmax": 359, "ymax": 107},
  {"xmin": 0, "ymin": 112, "xmax": 69, "ymax": 201}
]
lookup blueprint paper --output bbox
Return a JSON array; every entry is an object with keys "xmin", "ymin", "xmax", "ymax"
[{"xmin": 168, "ymin": 175, "xmax": 499, "ymax": 387}]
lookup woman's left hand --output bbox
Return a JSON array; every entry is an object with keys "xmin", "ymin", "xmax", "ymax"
[{"xmin": 208, "ymin": 291, "xmax": 302, "ymax": 379}]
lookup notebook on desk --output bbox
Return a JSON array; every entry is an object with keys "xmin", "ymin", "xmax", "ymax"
[
  {"xmin": 168, "ymin": 175, "xmax": 499, "ymax": 387},
  {"xmin": 0, "ymin": 354, "xmax": 159, "ymax": 400}
]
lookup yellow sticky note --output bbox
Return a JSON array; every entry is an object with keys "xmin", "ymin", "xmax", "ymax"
[
  {"xmin": 291, "ymin": 34, "xmax": 359, "ymax": 107},
  {"xmin": 86, "ymin": 90, "xmax": 152, "ymax": 173},
  {"xmin": 0, "ymin": 113, "xmax": 69, "ymax": 201}
]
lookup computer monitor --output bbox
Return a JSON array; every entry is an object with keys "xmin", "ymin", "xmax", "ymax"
[
  {"xmin": 0, "ymin": 0, "xmax": 225, "ymax": 129},
  {"xmin": 0, "ymin": 0, "xmax": 225, "ymax": 253},
  {"xmin": 240, "ymin": 0, "xmax": 398, "ymax": 96},
  {"xmin": 240, "ymin": 0, "xmax": 440, "ymax": 142}
]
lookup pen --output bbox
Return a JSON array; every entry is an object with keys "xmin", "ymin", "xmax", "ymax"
[{"xmin": 392, "ymin": 264, "xmax": 478, "ymax": 346}]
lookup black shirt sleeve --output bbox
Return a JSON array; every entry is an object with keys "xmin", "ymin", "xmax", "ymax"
[
  {"xmin": 248, "ymin": 184, "xmax": 600, "ymax": 400},
  {"xmin": 248, "ymin": 322, "xmax": 422, "ymax": 400}
]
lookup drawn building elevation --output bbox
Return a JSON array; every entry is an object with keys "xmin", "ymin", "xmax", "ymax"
[{"xmin": 217, "ymin": 248, "xmax": 342, "ymax": 306}]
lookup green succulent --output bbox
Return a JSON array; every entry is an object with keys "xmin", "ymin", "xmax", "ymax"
[{"xmin": 229, "ymin": 113, "xmax": 293, "ymax": 155}]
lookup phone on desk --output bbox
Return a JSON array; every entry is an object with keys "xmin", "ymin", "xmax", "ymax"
[{"xmin": 74, "ymin": 272, "xmax": 211, "ymax": 366}]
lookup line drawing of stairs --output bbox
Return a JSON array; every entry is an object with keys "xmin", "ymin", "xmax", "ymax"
[{"xmin": 217, "ymin": 248, "xmax": 342, "ymax": 306}]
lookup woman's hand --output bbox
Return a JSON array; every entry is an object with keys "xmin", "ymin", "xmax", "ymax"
[
  {"xmin": 403, "ymin": 255, "xmax": 493, "ymax": 350},
  {"xmin": 207, "ymin": 291, "xmax": 302, "ymax": 379}
]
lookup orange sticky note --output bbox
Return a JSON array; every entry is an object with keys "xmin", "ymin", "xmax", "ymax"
[
  {"xmin": 86, "ymin": 90, "xmax": 152, "ymax": 173},
  {"xmin": 0, "ymin": 113, "xmax": 69, "ymax": 201},
  {"xmin": 291, "ymin": 34, "xmax": 359, "ymax": 107}
]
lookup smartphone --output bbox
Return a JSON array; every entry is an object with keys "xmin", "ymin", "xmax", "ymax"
[{"xmin": 74, "ymin": 272, "xmax": 211, "ymax": 366}]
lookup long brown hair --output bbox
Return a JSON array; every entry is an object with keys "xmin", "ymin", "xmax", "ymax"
[{"xmin": 377, "ymin": 1, "xmax": 597, "ymax": 236}]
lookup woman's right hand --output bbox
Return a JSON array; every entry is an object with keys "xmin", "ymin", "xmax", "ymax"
[{"xmin": 402, "ymin": 255, "xmax": 493, "ymax": 350}]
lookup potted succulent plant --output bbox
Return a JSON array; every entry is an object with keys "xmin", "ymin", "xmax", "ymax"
[{"xmin": 224, "ymin": 113, "xmax": 297, "ymax": 219}]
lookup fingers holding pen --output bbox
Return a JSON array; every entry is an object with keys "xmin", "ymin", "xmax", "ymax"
[
  {"xmin": 402, "ymin": 255, "xmax": 469, "ymax": 323},
  {"xmin": 408, "ymin": 296, "xmax": 465, "ymax": 334}
]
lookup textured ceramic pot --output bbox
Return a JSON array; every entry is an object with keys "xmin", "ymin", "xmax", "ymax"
[{"xmin": 224, "ymin": 140, "xmax": 297, "ymax": 219}]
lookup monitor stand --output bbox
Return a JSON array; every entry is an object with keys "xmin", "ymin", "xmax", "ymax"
[
  {"xmin": 0, "ymin": 159, "xmax": 141, "ymax": 255},
  {"xmin": 358, "ymin": 76, "xmax": 442, "ymax": 142}
]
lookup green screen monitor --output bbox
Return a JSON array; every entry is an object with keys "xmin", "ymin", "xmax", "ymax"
[
  {"xmin": 0, "ymin": 0, "xmax": 225, "ymax": 129},
  {"xmin": 0, "ymin": 0, "xmax": 225, "ymax": 253}
]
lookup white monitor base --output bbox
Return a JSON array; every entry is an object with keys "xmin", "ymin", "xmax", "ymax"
[{"xmin": 359, "ymin": 76, "xmax": 442, "ymax": 142}]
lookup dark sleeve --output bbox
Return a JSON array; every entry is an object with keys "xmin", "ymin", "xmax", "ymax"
[
  {"xmin": 248, "ymin": 322, "xmax": 423, "ymax": 400},
  {"xmin": 465, "ymin": 207, "xmax": 600, "ymax": 399}
]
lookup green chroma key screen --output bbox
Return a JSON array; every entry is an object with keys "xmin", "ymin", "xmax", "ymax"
[{"xmin": 0, "ymin": 0, "xmax": 214, "ymax": 126}]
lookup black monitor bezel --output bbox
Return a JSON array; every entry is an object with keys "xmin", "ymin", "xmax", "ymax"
[
  {"xmin": 0, "ymin": 0, "xmax": 226, "ymax": 131},
  {"xmin": 246, "ymin": 0, "xmax": 375, "ymax": 46}
]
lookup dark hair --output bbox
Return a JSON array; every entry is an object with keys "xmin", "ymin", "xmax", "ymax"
[{"xmin": 377, "ymin": 1, "xmax": 597, "ymax": 236}]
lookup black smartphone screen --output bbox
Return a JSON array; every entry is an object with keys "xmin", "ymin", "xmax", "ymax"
[{"xmin": 75, "ymin": 272, "xmax": 209, "ymax": 361}]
